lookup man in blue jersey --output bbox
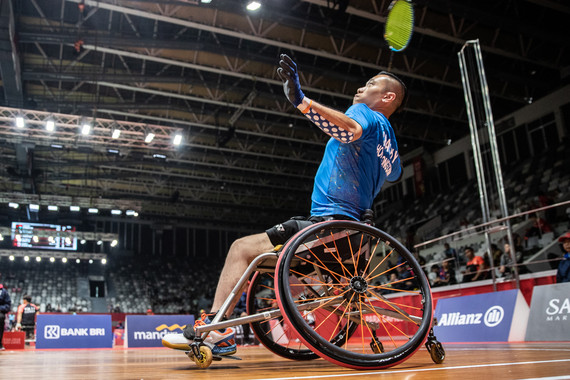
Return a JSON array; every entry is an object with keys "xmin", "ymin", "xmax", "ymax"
[{"xmin": 163, "ymin": 54, "xmax": 405, "ymax": 355}]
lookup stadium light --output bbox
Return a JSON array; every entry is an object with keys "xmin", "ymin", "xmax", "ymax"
[
  {"xmin": 88, "ymin": 208, "xmax": 99, "ymax": 214},
  {"xmin": 111, "ymin": 239, "xmax": 118, "ymax": 247},
  {"xmin": 24, "ymin": 256, "xmax": 30, "ymax": 262},
  {"xmin": 48, "ymin": 205, "xmax": 59, "ymax": 211},
  {"xmin": 89, "ymin": 259, "xmax": 94, "ymax": 264},
  {"xmin": 111, "ymin": 209, "xmax": 122, "ymax": 215},
  {"xmin": 30, "ymin": 204, "xmax": 40, "ymax": 212},
  {"xmin": 9, "ymin": 255, "xmax": 14, "ymax": 261},
  {"xmin": 101, "ymin": 258, "xmax": 107, "ymax": 264},
  {"xmin": 144, "ymin": 132, "xmax": 155, "ymax": 143},
  {"xmin": 8, "ymin": 202, "xmax": 19, "ymax": 208},
  {"xmin": 16, "ymin": 116, "xmax": 25, "ymax": 128},
  {"xmin": 49, "ymin": 257, "xmax": 55, "ymax": 263},
  {"xmin": 81, "ymin": 122, "xmax": 91, "ymax": 135},
  {"xmin": 62, "ymin": 257, "xmax": 68, "ymax": 263},
  {"xmin": 76, "ymin": 258, "xmax": 80, "ymax": 263},
  {"xmin": 112, "ymin": 129, "xmax": 121, "ymax": 139},
  {"xmin": 70, "ymin": 205, "xmax": 80, "ymax": 212},
  {"xmin": 46, "ymin": 119, "xmax": 55, "ymax": 132},
  {"xmin": 173, "ymin": 134, "xmax": 183, "ymax": 146},
  {"xmin": 36, "ymin": 256, "xmax": 41, "ymax": 262},
  {"xmin": 0, "ymin": 233, "xmax": 3, "ymax": 241},
  {"xmin": 246, "ymin": 1, "xmax": 261, "ymax": 11}
]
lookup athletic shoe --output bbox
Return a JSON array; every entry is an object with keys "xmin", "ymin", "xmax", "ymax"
[{"xmin": 162, "ymin": 313, "xmax": 236, "ymax": 356}]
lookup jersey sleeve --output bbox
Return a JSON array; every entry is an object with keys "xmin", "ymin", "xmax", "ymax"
[{"xmin": 344, "ymin": 103, "xmax": 374, "ymax": 139}]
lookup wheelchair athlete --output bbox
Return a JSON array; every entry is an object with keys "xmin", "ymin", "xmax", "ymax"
[{"xmin": 162, "ymin": 54, "xmax": 406, "ymax": 356}]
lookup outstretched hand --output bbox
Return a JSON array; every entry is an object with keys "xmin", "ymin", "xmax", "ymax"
[{"xmin": 277, "ymin": 54, "xmax": 305, "ymax": 107}]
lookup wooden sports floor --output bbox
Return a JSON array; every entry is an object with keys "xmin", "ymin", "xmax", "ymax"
[{"xmin": 2, "ymin": 342, "xmax": 569, "ymax": 380}]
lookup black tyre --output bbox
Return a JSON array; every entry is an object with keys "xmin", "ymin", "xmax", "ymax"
[{"xmin": 275, "ymin": 220, "xmax": 433, "ymax": 370}]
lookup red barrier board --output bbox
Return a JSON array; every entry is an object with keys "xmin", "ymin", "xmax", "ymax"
[{"xmin": 2, "ymin": 331, "xmax": 26, "ymax": 349}]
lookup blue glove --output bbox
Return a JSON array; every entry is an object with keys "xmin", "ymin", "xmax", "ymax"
[{"xmin": 277, "ymin": 54, "xmax": 305, "ymax": 107}]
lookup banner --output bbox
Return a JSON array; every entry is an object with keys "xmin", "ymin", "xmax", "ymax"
[
  {"xmin": 433, "ymin": 289, "xmax": 529, "ymax": 342},
  {"xmin": 125, "ymin": 315, "xmax": 194, "ymax": 348},
  {"xmin": 525, "ymin": 282, "xmax": 570, "ymax": 341},
  {"xmin": 36, "ymin": 314, "xmax": 112, "ymax": 349},
  {"xmin": 2, "ymin": 331, "xmax": 25, "ymax": 349}
]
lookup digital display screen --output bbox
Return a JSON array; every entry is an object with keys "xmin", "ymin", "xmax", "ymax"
[{"xmin": 11, "ymin": 222, "xmax": 77, "ymax": 251}]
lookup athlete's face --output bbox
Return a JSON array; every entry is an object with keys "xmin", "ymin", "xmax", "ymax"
[{"xmin": 353, "ymin": 75, "xmax": 394, "ymax": 107}]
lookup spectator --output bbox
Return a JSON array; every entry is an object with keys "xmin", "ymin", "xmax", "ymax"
[
  {"xmin": 0, "ymin": 284, "xmax": 11, "ymax": 351},
  {"xmin": 16, "ymin": 294, "xmax": 40, "ymax": 343},
  {"xmin": 428, "ymin": 264, "xmax": 441, "ymax": 287},
  {"xmin": 556, "ymin": 232, "xmax": 570, "ymax": 283},
  {"xmin": 146, "ymin": 308, "xmax": 154, "ymax": 315},
  {"xmin": 394, "ymin": 265, "xmax": 415, "ymax": 290},
  {"xmin": 462, "ymin": 247, "xmax": 487, "ymax": 283},
  {"xmin": 490, "ymin": 244, "xmax": 503, "ymax": 268},
  {"xmin": 439, "ymin": 260, "xmax": 457, "ymax": 286},
  {"xmin": 525, "ymin": 213, "xmax": 553, "ymax": 239},
  {"xmin": 443, "ymin": 243, "xmax": 460, "ymax": 266}
]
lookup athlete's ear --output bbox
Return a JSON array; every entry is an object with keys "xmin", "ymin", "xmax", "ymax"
[{"xmin": 383, "ymin": 92, "xmax": 396, "ymax": 102}]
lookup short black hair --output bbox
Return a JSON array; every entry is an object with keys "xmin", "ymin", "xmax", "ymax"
[
  {"xmin": 378, "ymin": 71, "xmax": 408, "ymax": 112},
  {"xmin": 23, "ymin": 294, "xmax": 32, "ymax": 302}
]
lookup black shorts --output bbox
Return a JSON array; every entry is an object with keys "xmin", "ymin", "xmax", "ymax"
[{"xmin": 265, "ymin": 215, "xmax": 355, "ymax": 246}]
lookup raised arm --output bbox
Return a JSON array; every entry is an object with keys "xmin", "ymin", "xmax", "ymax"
[{"xmin": 277, "ymin": 54, "xmax": 362, "ymax": 142}]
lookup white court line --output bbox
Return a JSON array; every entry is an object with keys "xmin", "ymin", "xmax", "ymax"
[{"xmin": 254, "ymin": 358, "xmax": 570, "ymax": 380}]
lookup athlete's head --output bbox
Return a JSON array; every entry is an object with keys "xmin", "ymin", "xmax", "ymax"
[{"xmin": 353, "ymin": 71, "xmax": 407, "ymax": 117}]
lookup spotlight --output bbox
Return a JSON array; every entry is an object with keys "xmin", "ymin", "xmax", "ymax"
[
  {"xmin": 112, "ymin": 129, "xmax": 121, "ymax": 139},
  {"xmin": 9, "ymin": 255, "xmax": 15, "ymax": 261},
  {"xmin": 48, "ymin": 205, "xmax": 59, "ymax": 211},
  {"xmin": 46, "ymin": 119, "xmax": 55, "ymax": 132},
  {"xmin": 70, "ymin": 205, "xmax": 80, "ymax": 212},
  {"xmin": 36, "ymin": 256, "xmax": 42, "ymax": 262},
  {"xmin": 88, "ymin": 208, "xmax": 99, "ymax": 214},
  {"xmin": 89, "ymin": 259, "xmax": 94, "ymax": 264},
  {"xmin": 0, "ymin": 234, "xmax": 3, "ymax": 241},
  {"xmin": 62, "ymin": 257, "xmax": 68, "ymax": 263},
  {"xmin": 80, "ymin": 239, "xmax": 86, "ymax": 244},
  {"xmin": 173, "ymin": 134, "xmax": 183, "ymax": 146},
  {"xmin": 29, "ymin": 204, "xmax": 40, "ymax": 212},
  {"xmin": 51, "ymin": 144, "xmax": 63, "ymax": 149},
  {"xmin": 144, "ymin": 132, "xmax": 155, "ymax": 143},
  {"xmin": 24, "ymin": 256, "xmax": 30, "ymax": 262},
  {"xmin": 246, "ymin": 1, "xmax": 261, "ymax": 11},
  {"xmin": 8, "ymin": 202, "xmax": 19, "ymax": 208},
  {"xmin": 201, "ymin": 0, "xmax": 212, "ymax": 3},
  {"xmin": 49, "ymin": 257, "xmax": 55, "ymax": 263},
  {"xmin": 126, "ymin": 210, "xmax": 136, "ymax": 216},
  {"xmin": 97, "ymin": 240, "xmax": 103, "ymax": 246},
  {"xmin": 111, "ymin": 239, "xmax": 118, "ymax": 247},
  {"xmin": 76, "ymin": 258, "xmax": 80, "ymax": 263},
  {"xmin": 81, "ymin": 122, "xmax": 91, "ymax": 135},
  {"xmin": 102, "ymin": 258, "xmax": 107, "ymax": 264},
  {"xmin": 111, "ymin": 209, "xmax": 122, "ymax": 215},
  {"xmin": 16, "ymin": 116, "xmax": 25, "ymax": 128},
  {"xmin": 108, "ymin": 149, "xmax": 120, "ymax": 155},
  {"xmin": 152, "ymin": 154, "xmax": 166, "ymax": 159}
]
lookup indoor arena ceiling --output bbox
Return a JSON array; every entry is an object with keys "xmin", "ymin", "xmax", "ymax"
[{"xmin": 0, "ymin": 0, "xmax": 568, "ymax": 231}]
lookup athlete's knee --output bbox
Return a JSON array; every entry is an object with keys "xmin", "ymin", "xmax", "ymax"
[{"xmin": 228, "ymin": 236, "xmax": 252, "ymax": 259}]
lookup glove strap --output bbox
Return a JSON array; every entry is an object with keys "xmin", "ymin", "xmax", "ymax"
[{"xmin": 297, "ymin": 97, "xmax": 312, "ymax": 114}]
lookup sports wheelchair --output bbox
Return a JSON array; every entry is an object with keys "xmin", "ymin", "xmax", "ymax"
[{"xmin": 183, "ymin": 220, "xmax": 444, "ymax": 370}]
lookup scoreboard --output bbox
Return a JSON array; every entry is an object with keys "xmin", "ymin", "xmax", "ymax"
[{"xmin": 11, "ymin": 222, "xmax": 78, "ymax": 251}]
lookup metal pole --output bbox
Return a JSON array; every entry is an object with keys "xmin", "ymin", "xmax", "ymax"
[{"xmin": 472, "ymin": 41, "xmax": 520, "ymax": 288}]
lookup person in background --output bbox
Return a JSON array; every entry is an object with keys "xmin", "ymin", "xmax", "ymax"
[
  {"xmin": 462, "ymin": 247, "xmax": 487, "ymax": 282},
  {"xmin": 556, "ymin": 232, "xmax": 570, "ymax": 283},
  {"xmin": 0, "ymin": 284, "xmax": 11, "ymax": 351},
  {"xmin": 16, "ymin": 294, "xmax": 39, "ymax": 343},
  {"xmin": 443, "ymin": 243, "xmax": 460, "ymax": 266}
]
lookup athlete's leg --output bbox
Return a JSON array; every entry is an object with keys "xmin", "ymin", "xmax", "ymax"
[{"xmin": 211, "ymin": 232, "xmax": 274, "ymax": 317}]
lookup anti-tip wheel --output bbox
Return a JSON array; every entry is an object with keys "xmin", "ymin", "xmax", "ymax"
[
  {"xmin": 193, "ymin": 345, "xmax": 213, "ymax": 369},
  {"xmin": 428, "ymin": 341, "xmax": 445, "ymax": 364}
]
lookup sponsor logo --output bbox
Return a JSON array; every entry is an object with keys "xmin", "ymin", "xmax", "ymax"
[
  {"xmin": 438, "ymin": 305, "xmax": 504, "ymax": 327},
  {"xmin": 484, "ymin": 306, "xmax": 504, "ymax": 327},
  {"xmin": 44, "ymin": 325, "xmax": 106, "ymax": 339},
  {"xmin": 132, "ymin": 324, "xmax": 187, "ymax": 341},
  {"xmin": 545, "ymin": 298, "xmax": 569, "ymax": 321}
]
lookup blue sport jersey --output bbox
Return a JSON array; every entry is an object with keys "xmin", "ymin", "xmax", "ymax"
[{"xmin": 311, "ymin": 103, "xmax": 401, "ymax": 220}]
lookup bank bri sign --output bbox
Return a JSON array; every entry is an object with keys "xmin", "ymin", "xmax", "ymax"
[
  {"xmin": 433, "ymin": 289, "xmax": 529, "ymax": 342},
  {"xmin": 36, "ymin": 314, "xmax": 113, "ymax": 349},
  {"xmin": 125, "ymin": 315, "xmax": 194, "ymax": 348}
]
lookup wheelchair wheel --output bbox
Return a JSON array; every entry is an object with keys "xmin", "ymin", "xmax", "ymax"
[
  {"xmin": 275, "ymin": 220, "xmax": 433, "ymax": 370},
  {"xmin": 246, "ymin": 271, "xmax": 317, "ymax": 360}
]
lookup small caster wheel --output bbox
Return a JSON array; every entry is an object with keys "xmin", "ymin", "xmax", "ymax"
[
  {"xmin": 193, "ymin": 345, "xmax": 213, "ymax": 369},
  {"xmin": 370, "ymin": 338, "xmax": 384, "ymax": 353},
  {"xmin": 428, "ymin": 341, "xmax": 445, "ymax": 364}
]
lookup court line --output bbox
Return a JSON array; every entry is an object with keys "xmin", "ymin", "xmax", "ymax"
[{"xmin": 254, "ymin": 358, "xmax": 570, "ymax": 380}]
